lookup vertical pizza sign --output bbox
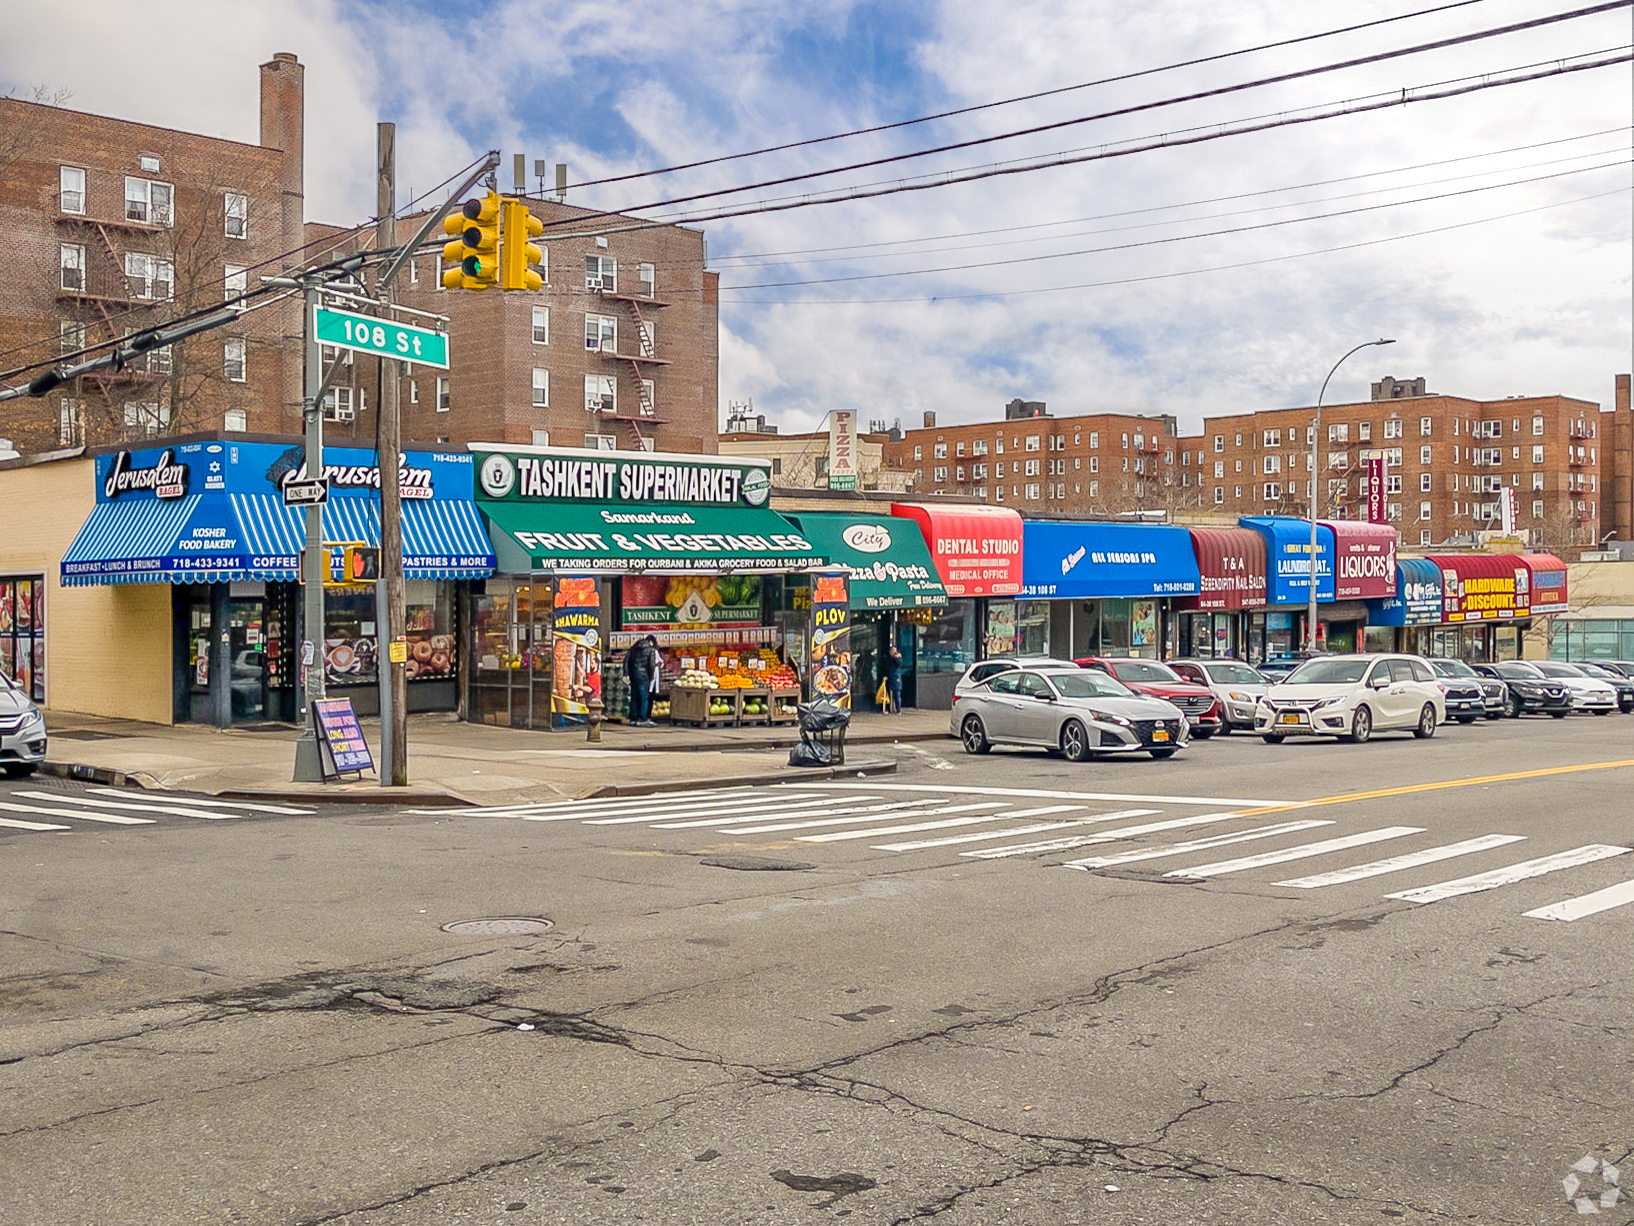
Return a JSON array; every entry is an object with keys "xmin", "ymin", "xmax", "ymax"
[
  {"xmin": 809, "ymin": 572, "xmax": 852, "ymax": 709},
  {"xmin": 551, "ymin": 577, "xmax": 602, "ymax": 724}
]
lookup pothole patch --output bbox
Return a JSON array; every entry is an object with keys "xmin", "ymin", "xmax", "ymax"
[
  {"xmin": 440, "ymin": 917, "xmax": 554, "ymax": 935},
  {"xmin": 699, "ymin": 855, "xmax": 815, "ymax": 872}
]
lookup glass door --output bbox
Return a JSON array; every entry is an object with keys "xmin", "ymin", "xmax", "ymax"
[{"xmin": 226, "ymin": 598, "xmax": 266, "ymax": 721}]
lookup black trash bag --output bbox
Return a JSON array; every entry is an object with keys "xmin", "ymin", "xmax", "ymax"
[
  {"xmin": 788, "ymin": 741, "xmax": 831, "ymax": 767},
  {"xmin": 798, "ymin": 699, "xmax": 851, "ymax": 733}
]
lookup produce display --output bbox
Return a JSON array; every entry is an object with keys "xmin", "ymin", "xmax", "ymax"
[{"xmin": 671, "ymin": 669, "xmax": 720, "ymax": 690}]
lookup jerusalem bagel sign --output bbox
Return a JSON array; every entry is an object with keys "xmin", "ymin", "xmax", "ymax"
[{"xmin": 1327, "ymin": 522, "xmax": 1398, "ymax": 600}]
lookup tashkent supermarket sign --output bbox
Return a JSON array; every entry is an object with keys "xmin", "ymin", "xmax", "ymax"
[{"xmin": 475, "ymin": 447, "xmax": 772, "ymax": 508}]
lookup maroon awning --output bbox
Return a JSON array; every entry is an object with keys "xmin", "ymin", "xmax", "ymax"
[
  {"xmin": 1176, "ymin": 528, "xmax": 1267, "ymax": 611},
  {"xmin": 1426, "ymin": 554, "xmax": 1532, "ymax": 622},
  {"xmin": 1322, "ymin": 520, "xmax": 1397, "ymax": 600}
]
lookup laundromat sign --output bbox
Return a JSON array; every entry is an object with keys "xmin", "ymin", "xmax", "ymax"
[{"xmin": 474, "ymin": 446, "xmax": 772, "ymax": 508}]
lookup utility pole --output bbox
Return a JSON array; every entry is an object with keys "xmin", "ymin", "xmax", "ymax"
[
  {"xmin": 375, "ymin": 122, "xmax": 408, "ymax": 786},
  {"xmin": 293, "ymin": 278, "xmax": 327, "ymax": 782}
]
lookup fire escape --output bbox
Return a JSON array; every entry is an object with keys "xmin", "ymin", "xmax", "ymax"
[{"xmin": 591, "ymin": 261, "xmax": 670, "ymax": 450}]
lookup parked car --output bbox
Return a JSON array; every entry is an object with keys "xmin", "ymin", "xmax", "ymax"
[
  {"xmin": 951, "ymin": 664, "xmax": 1189, "ymax": 761},
  {"xmin": 1167, "ymin": 658, "xmax": 1270, "ymax": 733},
  {"xmin": 1074, "ymin": 657, "xmax": 1223, "ymax": 737},
  {"xmin": 1570, "ymin": 661, "xmax": 1634, "ymax": 713},
  {"xmin": 1424, "ymin": 658, "xmax": 1490, "ymax": 724},
  {"xmin": 1528, "ymin": 661, "xmax": 1619, "ymax": 715},
  {"xmin": 0, "ymin": 671, "xmax": 47, "ymax": 777},
  {"xmin": 1256, "ymin": 653, "xmax": 1445, "ymax": 744},
  {"xmin": 1471, "ymin": 662, "xmax": 1573, "ymax": 718},
  {"xmin": 951, "ymin": 657, "xmax": 1076, "ymax": 703},
  {"xmin": 1597, "ymin": 660, "xmax": 1634, "ymax": 680}
]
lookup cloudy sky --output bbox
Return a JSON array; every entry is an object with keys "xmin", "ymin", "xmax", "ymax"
[{"xmin": 4, "ymin": 0, "xmax": 1630, "ymax": 434}]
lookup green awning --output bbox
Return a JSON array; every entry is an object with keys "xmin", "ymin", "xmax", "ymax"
[
  {"xmin": 790, "ymin": 513, "xmax": 947, "ymax": 609},
  {"xmin": 482, "ymin": 501, "xmax": 828, "ymax": 573}
]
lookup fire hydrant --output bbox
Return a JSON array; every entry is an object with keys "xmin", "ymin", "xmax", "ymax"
[{"xmin": 587, "ymin": 695, "xmax": 603, "ymax": 743}]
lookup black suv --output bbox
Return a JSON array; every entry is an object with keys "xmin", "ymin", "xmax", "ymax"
[{"xmin": 1472, "ymin": 662, "xmax": 1572, "ymax": 718}]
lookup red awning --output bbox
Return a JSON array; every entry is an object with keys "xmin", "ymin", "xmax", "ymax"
[
  {"xmin": 1520, "ymin": 552, "xmax": 1570, "ymax": 614},
  {"xmin": 1323, "ymin": 520, "xmax": 1398, "ymax": 600},
  {"xmin": 1425, "ymin": 554, "xmax": 1533, "ymax": 622},
  {"xmin": 1175, "ymin": 528, "xmax": 1267, "ymax": 610},
  {"xmin": 891, "ymin": 502, "xmax": 1023, "ymax": 597}
]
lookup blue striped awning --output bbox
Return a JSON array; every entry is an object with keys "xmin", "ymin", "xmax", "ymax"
[
  {"xmin": 60, "ymin": 494, "xmax": 276, "ymax": 586},
  {"xmin": 232, "ymin": 494, "xmax": 495, "ymax": 580}
]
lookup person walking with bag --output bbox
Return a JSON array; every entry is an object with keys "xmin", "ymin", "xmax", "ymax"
[
  {"xmin": 623, "ymin": 634, "xmax": 660, "ymax": 726},
  {"xmin": 883, "ymin": 644, "xmax": 905, "ymax": 715}
]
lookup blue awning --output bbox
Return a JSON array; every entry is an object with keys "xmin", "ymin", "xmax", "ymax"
[
  {"xmin": 1239, "ymin": 517, "xmax": 1335, "ymax": 605},
  {"xmin": 232, "ymin": 494, "xmax": 495, "ymax": 580},
  {"xmin": 1366, "ymin": 557, "xmax": 1444, "ymax": 626},
  {"xmin": 1019, "ymin": 521, "xmax": 1201, "ymax": 598}
]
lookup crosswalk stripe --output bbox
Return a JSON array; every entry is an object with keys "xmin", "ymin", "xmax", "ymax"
[
  {"xmin": 10, "ymin": 791, "xmax": 239, "ymax": 821},
  {"xmin": 875, "ymin": 819, "xmax": 1097, "ymax": 852},
  {"xmin": 959, "ymin": 811, "xmax": 1238, "ymax": 859},
  {"xmin": 411, "ymin": 785, "xmax": 763, "ymax": 818},
  {"xmin": 1164, "ymin": 826, "xmax": 1425, "ymax": 879},
  {"xmin": 732, "ymin": 801, "xmax": 1011, "ymax": 835},
  {"xmin": 797, "ymin": 805, "xmax": 1088, "ymax": 844},
  {"xmin": 0, "ymin": 799, "xmax": 155, "ymax": 826},
  {"xmin": 87, "ymin": 787, "xmax": 313, "ymax": 815},
  {"xmin": 1274, "ymin": 834, "xmax": 1529, "ymax": 889},
  {"xmin": 810, "ymin": 782, "xmax": 1290, "ymax": 806},
  {"xmin": 579, "ymin": 793, "xmax": 834, "ymax": 825},
  {"xmin": 1386, "ymin": 844, "xmax": 1632, "ymax": 904},
  {"xmin": 1063, "ymin": 821, "xmax": 1336, "ymax": 870},
  {"xmin": 609, "ymin": 795, "xmax": 875, "ymax": 829},
  {"xmin": 655, "ymin": 798, "xmax": 944, "ymax": 832},
  {"xmin": 0, "ymin": 815, "xmax": 71, "ymax": 831},
  {"xmin": 1523, "ymin": 878, "xmax": 1634, "ymax": 922}
]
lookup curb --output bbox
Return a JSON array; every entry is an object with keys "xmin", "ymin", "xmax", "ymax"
[
  {"xmin": 41, "ymin": 760, "xmax": 130, "ymax": 787},
  {"xmin": 600, "ymin": 730, "xmax": 951, "ymax": 753},
  {"xmin": 585, "ymin": 758, "xmax": 897, "ymax": 798}
]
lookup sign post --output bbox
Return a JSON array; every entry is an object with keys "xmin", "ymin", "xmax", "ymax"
[{"xmin": 314, "ymin": 307, "xmax": 450, "ymax": 369}]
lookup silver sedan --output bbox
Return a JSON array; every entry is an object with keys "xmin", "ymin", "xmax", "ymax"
[{"xmin": 951, "ymin": 665, "xmax": 1190, "ymax": 761}]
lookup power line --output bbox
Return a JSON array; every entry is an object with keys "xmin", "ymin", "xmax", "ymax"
[
  {"xmin": 718, "ymin": 185, "xmax": 1631, "ymax": 305},
  {"xmin": 542, "ymin": 1, "xmax": 1632, "ymax": 228},
  {"xmin": 562, "ymin": 0, "xmax": 1499, "ymax": 191}
]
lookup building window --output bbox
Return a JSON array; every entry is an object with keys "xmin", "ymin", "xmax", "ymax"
[
  {"xmin": 972, "ymin": 439, "xmax": 988, "ymax": 456},
  {"xmin": 1089, "ymin": 432, "xmax": 1099, "ymax": 448},
  {"xmin": 638, "ymin": 262, "xmax": 655, "ymax": 296},
  {"xmin": 636, "ymin": 319, "xmax": 655, "ymax": 357},
  {"xmin": 436, "ymin": 376, "xmax": 450, "ymax": 412},
  {"xmin": 531, "ymin": 306, "xmax": 549, "ymax": 344},
  {"xmin": 1328, "ymin": 423, "xmax": 1349, "ymax": 443},
  {"xmin": 123, "ymin": 176, "xmax": 173, "ymax": 226},
  {"xmin": 955, "ymin": 441, "xmax": 966, "ymax": 457},
  {"xmin": 223, "ymin": 336, "xmax": 246, "ymax": 382},
  {"xmin": 1532, "ymin": 472, "xmax": 1544, "ymax": 491},
  {"xmin": 1386, "ymin": 474, "xmax": 1403, "ymax": 495},
  {"xmin": 1419, "ymin": 501, "xmax": 1432, "ymax": 520},
  {"xmin": 586, "ymin": 433, "xmax": 617, "ymax": 451},
  {"xmin": 1234, "ymin": 459, "xmax": 1242, "ymax": 473},
  {"xmin": 1384, "ymin": 419, "xmax": 1403, "ymax": 439},
  {"xmin": 995, "ymin": 462, "xmax": 1006, "ymax": 478},
  {"xmin": 407, "ymin": 379, "xmax": 418, "ymax": 405},
  {"xmin": 1358, "ymin": 422, "xmax": 1372, "ymax": 442},
  {"xmin": 585, "ymin": 255, "xmax": 616, "ymax": 291},
  {"xmin": 584, "ymin": 374, "xmax": 616, "ymax": 414},
  {"xmin": 60, "ymin": 320, "xmax": 86, "ymax": 354},
  {"xmin": 1532, "ymin": 499, "xmax": 1545, "ymax": 518},
  {"xmin": 531, "ymin": 368, "xmax": 549, "ymax": 407},
  {"xmin": 1024, "ymin": 459, "xmax": 1040, "ymax": 477},
  {"xmin": 223, "ymin": 408, "xmax": 247, "ymax": 432},
  {"xmin": 408, "ymin": 260, "xmax": 418, "ymax": 286},
  {"xmin": 1073, "ymin": 457, "xmax": 1081, "ymax": 471},
  {"xmin": 322, "ymin": 387, "xmax": 355, "ymax": 422},
  {"xmin": 1263, "ymin": 429, "xmax": 1281, "ymax": 446},
  {"xmin": 58, "ymin": 398, "xmax": 81, "ymax": 445},
  {"xmin": 640, "ymin": 378, "xmax": 655, "ymax": 415},
  {"xmin": 1212, "ymin": 460, "xmax": 1223, "ymax": 478},
  {"xmin": 994, "ymin": 486, "xmax": 1004, "ymax": 503},
  {"xmin": 1025, "ymin": 483, "xmax": 1040, "ymax": 500},
  {"xmin": 933, "ymin": 442, "xmax": 947, "ymax": 459},
  {"xmin": 1532, "ymin": 445, "xmax": 1545, "ymax": 463},
  {"xmin": 222, "ymin": 191, "xmax": 248, "ymax": 239},
  {"xmin": 933, "ymin": 466, "xmax": 948, "ymax": 482},
  {"xmin": 912, "ymin": 445, "xmax": 922, "ymax": 461},
  {"xmin": 224, "ymin": 263, "xmax": 247, "ymax": 308},
  {"xmin": 1263, "ymin": 483, "xmax": 1281, "ymax": 500},
  {"xmin": 585, "ymin": 314, "xmax": 617, "ymax": 353},
  {"xmin": 973, "ymin": 463, "xmax": 987, "ymax": 479},
  {"xmin": 123, "ymin": 400, "xmax": 169, "ymax": 435},
  {"xmin": 1234, "ymin": 485, "xmax": 1243, "ymax": 498},
  {"xmin": 1263, "ymin": 455, "xmax": 1281, "ymax": 474},
  {"xmin": 1214, "ymin": 486, "xmax": 1225, "ymax": 504},
  {"xmin": 1533, "ymin": 417, "xmax": 1545, "ymax": 436},
  {"xmin": 60, "ymin": 244, "xmax": 86, "ymax": 291},
  {"xmin": 1420, "ymin": 417, "xmax": 1432, "ymax": 436},
  {"xmin": 1025, "ymin": 435, "xmax": 1041, "ymax": 452},
  {"xmin": 59, "ymin": 166, "xmax": 86, "ymax": 214},
  {"xmin": 124, "ymin": 252, "xmax": 173, "ymax": 301},
  {"xmin": 1420, "ymin": 444, "xmax": 1432, "ymax": 464}
]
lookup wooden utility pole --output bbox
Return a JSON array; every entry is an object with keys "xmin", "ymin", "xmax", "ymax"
[{"xmin": 375, "ymin": 121, "xmax": 408, "ymax": 785}]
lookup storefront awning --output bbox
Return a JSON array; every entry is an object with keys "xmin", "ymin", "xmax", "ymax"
[
  {"xmin": 891, "ymin": 503, "xmax": 1022, "ymax": 597},
  {"xmin": 1521, "ymin": 552, "xmax": 1570, "ymax": 614},
  {"xmin": 1239, "ymin": 517, "xmax": 1335, "ymax": 605},
  {"xmin": 1174, "ymin": 528, "xmax": 1267, "ymax": 611},
  {"xmin": 231, "ymin": 495, "xmax": 496, "ymax": 580},
  {"xmin": 788, "ymin": 513, "xmax": 946, "ymax": 609},
  {"xmin": 1018, "ymin": 520, "xmax": 1200, "ymax": 599},
  {"xmin": 1366, "ymin": 557, "xmax": 1444, "ymax": 627},
  {"xmin": 1323, "ymin": 521, "xmax": 1397, "ymax": 599},
  {"xmin": 481, "ymin": 500, "xmax": 827, "ymax": 573},
  {"xmin": 1426, "ymin": 553, "xmax": 1532, "ymax": 622},
  {"xmin": 62, "ymin": 494, "xmax": 263, "ymax": 585}
]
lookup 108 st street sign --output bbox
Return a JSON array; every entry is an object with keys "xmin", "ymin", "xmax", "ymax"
[{"xmin": 314, "ymin": 307, "xmax": 449, "ymax": 369}]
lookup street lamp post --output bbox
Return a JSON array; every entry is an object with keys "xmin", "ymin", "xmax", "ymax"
[{"xmin": 1308, "ymin": 338, "xmax": 1396, "ymax": 652}]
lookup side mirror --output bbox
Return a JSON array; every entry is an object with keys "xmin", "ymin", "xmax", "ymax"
[
  {"xmin": 1370, "ymin": 676, "xmax": 1390, "ymax": 689},
  {"xmin": 1034, "ymin": 691, "xmax": 1055, "ymax": 702}
]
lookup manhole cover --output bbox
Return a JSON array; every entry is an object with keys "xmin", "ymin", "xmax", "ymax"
[{"xmin": 440, "ymin": 917, "xmax": 554, "ymax": 935}]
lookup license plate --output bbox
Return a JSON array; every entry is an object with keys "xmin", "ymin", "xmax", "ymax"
[
  {"xmin": 1152, "ymin": 728, "xmax": 1170, "ymax": 742},
  {"xmin": 1280, "ymin": 713, "xmax": 1302, "ymax": 725}
]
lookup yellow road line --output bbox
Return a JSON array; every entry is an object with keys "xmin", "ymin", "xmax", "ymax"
[{"xmin": 1238, "ymin": 758, "xmax": 1634, "ymax": 816}]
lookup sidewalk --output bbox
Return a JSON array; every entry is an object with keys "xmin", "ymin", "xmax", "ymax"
[{"xmin": 38, "ymin": 707, "xmax": 952, "ymax": 806}]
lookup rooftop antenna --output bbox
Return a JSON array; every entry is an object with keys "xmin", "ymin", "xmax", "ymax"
[
  {"xmin": 555, "ymin": 164, "xmax": 568, "ymax": 202},
  {"xmin": 512, "ymin": 153, "xmax": 526, "ymax": 193},
  {"xmin": 534, "ymin": 159, "xmax": 546, "ymax": 197}
]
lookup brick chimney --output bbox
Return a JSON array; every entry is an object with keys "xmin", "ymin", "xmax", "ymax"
[
  {"xmin": 923, "ymin": 411, "xmax": 936, "ymax": 429},
  {"xmin": 259, "ymin": 53, "xmax": 304, "ymax": 227},
  {"xmin": 1611, "ymin": 374, "xmax": 1632, "ymax": 545}
]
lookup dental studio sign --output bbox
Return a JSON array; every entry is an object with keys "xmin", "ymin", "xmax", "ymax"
[{"xmin": 478, "ymin": 449, "xmax": 771, "ymax": 509}]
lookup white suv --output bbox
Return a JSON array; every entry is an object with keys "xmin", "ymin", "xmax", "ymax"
[{"xmin": 1256, "ymin": 654, "xmax": 1446, "ymax": 744}]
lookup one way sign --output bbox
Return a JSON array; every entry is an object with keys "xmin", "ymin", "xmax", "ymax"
[{"xmin": 282, "ymin": 477, "xmax": 330, "ymax": 507}]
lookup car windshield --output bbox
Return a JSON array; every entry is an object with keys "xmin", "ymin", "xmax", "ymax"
[
  {"xmin": 1532, "ymin": 662, "xmax": 1582, "ymax": 678},
  {"xmin": 1108, "ymin": 660, "xmax": 1181, "ymax": 683},
  {"xmin": 1432, "ymin": 660, "xmax": 1477, "ymax": 678},
  {"xmin": 1575, "ymin": 663, "xmax": 1614, "ymax": 678},
  {"xmin": 1284, "ymin": 658, "xmax": 1370, "ymax": 685},
  {"xmin": 1203, "ymin": 662, "xmax": 1265, "ymax": 685},
  {"xmin": 1496, "ymin": 662, "xmax": 1543, "ymax": 679},
  {"xmin": 1048, "ymin": 671, "xmax": 1135, "ymax": 699}
]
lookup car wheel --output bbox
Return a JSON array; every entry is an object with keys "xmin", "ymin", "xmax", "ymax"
[
  {"xmin": 1216, "ymin": 721, "xmax": 1233, "ymax": 736},
  {"xmin": 960, "ymin": 715, "xmax": 992, "ymax": 754},
  {"xmin": 1456, "ymin": 715, "xmax": 1478, "ymax": 724},
  {"xmin": 1060, "ymin": 719, "xmax": 1091, "ymax": 763},
  {"xmin": 1504, "ymin": 691, "xmax": 1521, "ymax": 718},
  {"xmin": 1594, "ymin": 708, "xmax": 1613, "ymax": 716},
  {"xmin": 1149, "ymin": 747, "xmax": 1178, "ymax": 759},
  {"xmin": 1414, "ymin": 704, "xmax": 1438, "ymax": 739},
  {"xmin": 1343, "ymin": 705, "xmax": 1373, "ymax": 744},
  {"xmin": 1261, "ymin": 733, "xmax": 1285, "ymax": 745},
  {"xmin": 1191, "ymin": 727, "xmax": 1215, "ymax": 740},
  {"xmin": 1621, "ymin": 701, "xmax": 1634, "ymax": 714},
  {"xmin": 1549, "ymin": 710, "xmax": 1569, "ymax": 719},
  {"xmin": 1, "ymin": 763, "xmax": 38, "ymax": 778}
]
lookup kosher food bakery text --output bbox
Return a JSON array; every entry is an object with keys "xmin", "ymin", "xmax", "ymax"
[{"xmin": 512, "ymin": 456, "xmax": 755, "ymax": 505}]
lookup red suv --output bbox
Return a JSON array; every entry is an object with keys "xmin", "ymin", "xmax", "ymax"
[{"xmin": 1074, "ymin": 657, "xmax": 1223, "ymax": 738}]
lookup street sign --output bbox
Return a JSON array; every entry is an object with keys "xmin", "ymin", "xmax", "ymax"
[
  {"xmin": 282, "ymin": 477, "xmax": 330, "ymax": 506},
  {"xmin": 314, "ymin": 306, "xmax": 449, "ymax": 369}
]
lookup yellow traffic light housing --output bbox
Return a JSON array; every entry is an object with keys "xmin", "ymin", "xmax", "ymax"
[
  {"xmin": 441, "ymin": 192, "xmax": 501, "ymax": 290},
  {"xmin": 500, "ymin": 199, "xmax": 545, "ymax": 292}
]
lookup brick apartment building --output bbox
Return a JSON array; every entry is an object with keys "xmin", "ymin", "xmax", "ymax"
[
  {"xmin": 0, "ymin": 54, "xmax": 306, "ymax": 453},
  {"xmin": 0, "ymin": 54, "xmax": 720, "ymax": 458},
  {"xmin": 887, "ymin": 380, "xmax": 1608, "ymax": 551}
]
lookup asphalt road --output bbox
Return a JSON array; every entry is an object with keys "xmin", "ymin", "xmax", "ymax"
[{"xmin": 4, "ymin": 712, "xmax": 1634, "ymax": 1225}]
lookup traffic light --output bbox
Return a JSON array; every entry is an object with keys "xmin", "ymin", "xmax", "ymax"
[
  {"xmin": 441, "ymin": 192, "xmax": 501, "ymax": 290},
  {"xmin": 500, "ymin": 199, "xmax": 545, "ymax": 292}
]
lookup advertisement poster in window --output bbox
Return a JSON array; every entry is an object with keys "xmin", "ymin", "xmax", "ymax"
[
  {"xmin": 809, "ymin": 572, "xmax": 851, "ymax": 708},
  {"xmin": 984, "ymin": 601, "xmax": 1016, "ymax": 657},
  {"xmin": 551, "ymin": 577, "xmax": 601, "ymax": 722},
  {"xmin": 619, "ymin": 576, "xmax": 761, "ymax": 627},
  {"xmin": 1132, "ymin": 599, "xmax": 1157, "ymax": 649}
]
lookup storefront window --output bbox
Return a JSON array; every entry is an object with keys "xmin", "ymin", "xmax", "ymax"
[
  {"xmin": 0, "ymin": 577, "xmax": 46, "ymax": 702},
  {"xmin": 1264, "ymin": 611, "xmax": 1295, "ymax": 659},
  {"xmin": 1014, "ymin": 600, "xmax": 1050, "ymax": 656},
  {"xmin": 469, "ymin": 579, "xmax": 551, "ymax": 727},
  {"xmin": 984, "ymin": 600, "xmax": 1016, "ymax": 657},
  {"xmin": 404, "ymin": 580, "xmax": 457, "ymax": 684},
  {"xmin": 920, "ymin": 602, "xmax": 975, "ymax": 672},
  {"xmin": 324, "ymin": 589, "xmax": 379, "ymax": 687},
  {"xmin": 324, "ymin": 581, "xmax": 456, "ymax": 688}
]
